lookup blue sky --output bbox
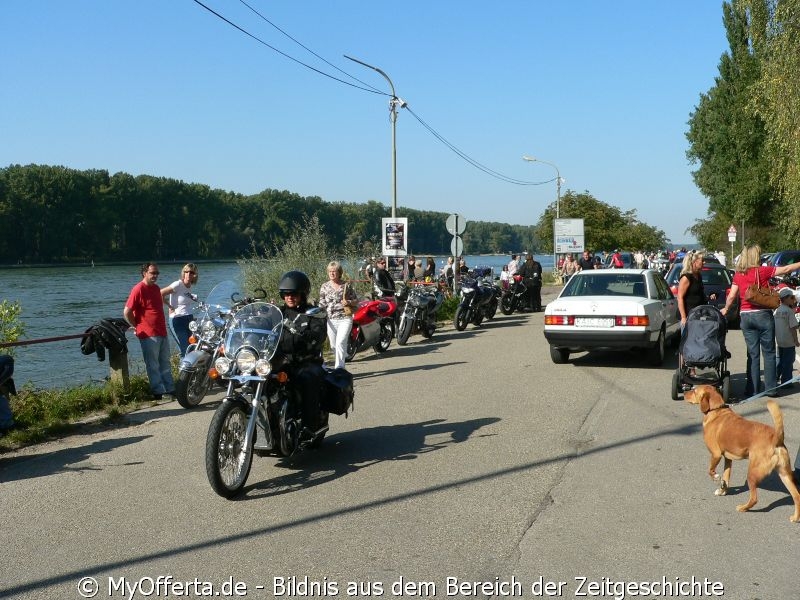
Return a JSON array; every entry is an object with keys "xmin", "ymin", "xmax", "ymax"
[{"xmin": 1, "ymin": 1, "xmax": 729, "ymax": 245}]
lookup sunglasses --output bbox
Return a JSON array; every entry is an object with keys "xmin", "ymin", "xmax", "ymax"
[{"xmin": 280, "ymin": 291, "xmax": 301, "ymax": 298}]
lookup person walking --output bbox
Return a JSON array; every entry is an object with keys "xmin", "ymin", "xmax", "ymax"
[
  {"xmin": 577, "ymin": 250, "xmax": 594, "ymax": 272},
  {"xmin": 677, "ymin": 250, "xmax": 716, "ymax": 331},
  {"xmin": 561, "ymin": 253, "xmax": 578, "ymax": 283},
  {"xmin": 774, "ymin": 287, "xmax": 799, "ymax": 388},
  {"xmin": 161, "ymin": 263, "xmax": 198, "ymax": 357},
  {"xmin": 722, "ymin": 244, "xmax": 800, "ymax": 397},
  {"xmin": 518, "ymin": 253, "xmax": 543, "ymax": 311},
  {"xmin": 124, "ymin": 262, "xmax": 174, "ymax": 399},
  {"xmin": 318, "ymin": 261, "xmax": 359, "ymax": 370}
]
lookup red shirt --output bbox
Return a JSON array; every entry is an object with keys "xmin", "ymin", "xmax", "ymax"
[
  {"xmin": 733, "ymin": 265, "xmax": 777, "ymax": 312},
  {"xmin": 126, "ymin": 280, "xmax": 168, "ymax": 338}
]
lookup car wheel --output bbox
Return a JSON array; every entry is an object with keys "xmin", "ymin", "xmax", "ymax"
[
  {"xmin": 647, "ymin": 329, "xmax": 665, "ymax": 366},
  {"xmin": 550, "ymin": 345, "xmax": 569, "ymax": 364}
]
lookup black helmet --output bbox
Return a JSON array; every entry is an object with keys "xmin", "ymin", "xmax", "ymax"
[{"xmin": 278, "ymin": 270, "xmax": 311, "ymax": 298}]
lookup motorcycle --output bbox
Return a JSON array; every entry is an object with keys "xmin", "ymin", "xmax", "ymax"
[
  {"xmin": 205, "ymin": 301, "xmax": 354, "ymax": 498},
  {"xmin": 345, "ymin": 298, "xmax": 396, "ymax": 360},
  {"xmin": 454, "ymin": 271, "xmax": 500, "ymax": 331},
  {"xmin": 500, "ymin": 274, "xmax": 527, "ymax": 315},
  {"xmin": 396, "ymin": 284, "xmax": 444, "ymax": 345},
  {"xmin": 175, "ymin": 281, "xmax": 263, "ymax": 409}
]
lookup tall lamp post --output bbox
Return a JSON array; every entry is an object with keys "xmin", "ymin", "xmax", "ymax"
[
  {"xmin": 345, "ymin": 55, "xmax": 404, "ymax": 219},
  {"xmin": 522, "ymin": 155, "xmax": 563, "ymax": 274}
]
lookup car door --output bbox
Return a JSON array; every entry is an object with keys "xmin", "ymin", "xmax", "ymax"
[{"xmin": 651, "ymin": 273, "xmax": 681, "ymax": 337}]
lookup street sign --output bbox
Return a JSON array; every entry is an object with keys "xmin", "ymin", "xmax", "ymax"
[
  {"xmin": 450, "ymin": 235, "xmax": 464, "ymax": 257},
  {"xmin": 727, "ymin": 224, "xmax": 737, "ymax": 242},
  {"xmin": 446, "ymin": 213, "xmax": 467, "ymax": 235}
]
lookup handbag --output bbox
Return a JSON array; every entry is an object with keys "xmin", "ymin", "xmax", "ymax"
[
  {"xmin": 341, "ymin": 282, "xmax": 353, "ymax": 316},
  {"xmin": 744, "ymin": 269, "xmax": 780, "ymax": 309}
]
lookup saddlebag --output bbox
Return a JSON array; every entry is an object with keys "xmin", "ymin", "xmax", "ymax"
[{"xmin": 321, "ymin": 368, "xmax": 354, "ymax": 415}]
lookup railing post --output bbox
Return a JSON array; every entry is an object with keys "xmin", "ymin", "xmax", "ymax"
[{"xmin": 109, "ymin": 350, "xmax": 130, "ymax": 400}]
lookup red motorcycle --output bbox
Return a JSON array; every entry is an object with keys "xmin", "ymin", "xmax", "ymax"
[{"xmin": 345, "ymin": 298, "xmax": 396, "ymax": 360}]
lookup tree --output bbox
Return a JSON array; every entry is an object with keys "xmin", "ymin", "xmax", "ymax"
[{"xmin": 685, "ymin": 1, "xmax": 772, "ymax": 227}]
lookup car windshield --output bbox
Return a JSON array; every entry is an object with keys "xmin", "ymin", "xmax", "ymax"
[{"xmin": 562, "ymin": 273, "xmax": 647, "ymax": 297}]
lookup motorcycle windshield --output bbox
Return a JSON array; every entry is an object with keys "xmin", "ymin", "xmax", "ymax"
[
  {"xmin": 223, "ymin": 302, "xmax": 283, "ymax": 360},
  {"xmin": 203, "ymin": 280, "xmax": 241, "ymax": 312}
]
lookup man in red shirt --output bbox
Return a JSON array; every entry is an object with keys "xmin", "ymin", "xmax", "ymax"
[{"xmin": 124, "ymin": 262, "xmax": 174, "ymax": 399}]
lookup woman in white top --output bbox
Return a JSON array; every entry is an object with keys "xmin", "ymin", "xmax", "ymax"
[
  {"xmin": 318, "ymin": 261, "xmax": 359, "ymax": 369},
  {"xmin": 161, "ymin": 263, "xmax": 198, "ymax": 357}
]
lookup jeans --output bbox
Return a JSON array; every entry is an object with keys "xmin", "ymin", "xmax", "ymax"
[
  {"xmin": 777, "ymin": 345, "xmax": 796, "ymax": 386},
  {"xmin": 740, "ymin": 310, "xmax": 776, "ymax": 396},
  {"xmin": 169, "ymin": 314, "xmax": 194, "ymax": 357},
  {"xmin": 327, "ymin": 317, "xmax": 353, "ymax": 370},
  {"xmin": 139, "ymin": 335, "xmax": 175, "ymax": 395}
]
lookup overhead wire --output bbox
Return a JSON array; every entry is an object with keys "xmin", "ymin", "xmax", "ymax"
[{"xmin": 191, "ymin": 0, "xmax": 553, "ymax": 187}]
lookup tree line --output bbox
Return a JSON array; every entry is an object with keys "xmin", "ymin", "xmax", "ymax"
[
  {"xmin": 0, "ymin": 164, "xmax": 542, "ymax": 264},
  {"xmin": 686, "ymin": 0, "xmax": 800, "ymax": 250}
]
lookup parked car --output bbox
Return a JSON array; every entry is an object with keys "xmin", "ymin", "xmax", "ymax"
[
  {"xmin": 767, "ymin": 250, "xmax": 800, "ymax": 274},
  {"xmin": 664, "ymin": 262, "xmax": 739, "ymax": 328},
  {"xmin": 543, "ymin": 269, "xmax": 680, "ymax": 365}
]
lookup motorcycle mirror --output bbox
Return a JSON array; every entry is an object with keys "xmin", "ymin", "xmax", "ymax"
[
  {"xmin": 305, "ymin": 307, "xmax": 327, "ymax": 319},
  {"xmin": 231, "ymin": 292, "xmax": 241, "ymax": 302},
  {"xmin": 186, "ymin": 293, "xmax": 198, "ymax": 302},
  {"xmin": 253, "ymin": 287, "xmax": 267, "ymax": 300}
]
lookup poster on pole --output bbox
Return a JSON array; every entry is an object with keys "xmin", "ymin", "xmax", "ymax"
[
  {"xmin": 382, "ymin": 217, "xmax": 408, "ymax": 257},
  {"xmin": 554, "ymin": 218, "xmax": 585, "ymax": 254}
]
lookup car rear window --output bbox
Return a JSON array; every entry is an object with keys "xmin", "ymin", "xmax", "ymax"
[
  {"xmin": 702, "ymin": 268, "xmax": 731, "ymax": 286},
  {"xmin": 563, "ymin": 274, "xmax": 646, "ymax": 297}
]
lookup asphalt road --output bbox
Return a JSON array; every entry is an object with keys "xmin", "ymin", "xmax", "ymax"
[{"xmin": 2, "ymin": 286, "xmax": 799, "ymax": 600}]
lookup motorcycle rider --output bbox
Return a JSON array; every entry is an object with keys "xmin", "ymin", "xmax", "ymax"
[
  {"xmin": 278, "ymin": 270, "xmax": 328, "ymax": 439},
  {"xmin": 372, "ymin": 257, "xmax": 396, "ymax": 299}
]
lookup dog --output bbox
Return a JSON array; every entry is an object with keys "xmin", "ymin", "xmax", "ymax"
[{"xmin": 685, "ymin": 384, "xmax": 800, "ymax": 522}]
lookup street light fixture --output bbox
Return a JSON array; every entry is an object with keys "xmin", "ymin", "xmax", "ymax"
[
  {"xmin": 523, "ymin": 155, "xmax": 563, "ymax": 275},
  {"xmin": 345, "ymin": 55, "xmax": 404, "ymax": 219}
]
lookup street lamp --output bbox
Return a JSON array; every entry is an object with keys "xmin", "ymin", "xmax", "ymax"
[
  {"xmin": 523, "ymin": 155, "xmax": 563, "ymax": 275},
  {"xmin": 345, "ymin": 55, "xmax": 405, "ymax": 219}
]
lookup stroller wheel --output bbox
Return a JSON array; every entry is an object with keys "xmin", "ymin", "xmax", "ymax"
[
  {"xmin": 721, "ymin": 375, "xmax": 730, "ymax": 403},
  {"xmin": 671, "ymin": 371, "xmax": 681, "ymax": 401}
]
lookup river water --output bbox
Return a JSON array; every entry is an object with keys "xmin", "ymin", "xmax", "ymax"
[{"xmin": 0, "ymin": 254, "xmax": 553, "ymax": 389}]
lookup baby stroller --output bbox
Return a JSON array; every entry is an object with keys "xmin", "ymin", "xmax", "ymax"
[{"xmin": 671, "ymin": 304, "xmax": 731, "ymax": 401}]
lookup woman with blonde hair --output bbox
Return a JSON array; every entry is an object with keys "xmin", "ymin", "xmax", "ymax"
[
  {"xmin": 722, "ymin": 245, "xmax": 800, "ymax": 397},
  {"xmin": 318, "ymin": 261, "xmax": 359, "ymax": 369},
  {"xmin": 161, "ymin": 263, "xmax": 199, "ymax": 357},
  {"xmin": 677, "ymin": 250, "xmax": 716, "ymax": 329}
]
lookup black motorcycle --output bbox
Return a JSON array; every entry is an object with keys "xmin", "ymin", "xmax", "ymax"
[
  {"xmin": 205, "ymin": 301, "xmax": 354, "ymax": 498},
  {"xmin": 396, "ymin": 285, "xmax": 444, "ymax": 345},
  {"xmin": 454, "ymin": 271, "xmax": 500, "ymax": 331},
  {"xmin": 500, "ymin": 274, "xmax": 527, "ymax": 315}
]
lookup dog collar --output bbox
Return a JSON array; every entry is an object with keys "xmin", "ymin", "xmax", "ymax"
[{"xmin": 702, "ymin": 404, "xmax": 729, "ymax": 415}]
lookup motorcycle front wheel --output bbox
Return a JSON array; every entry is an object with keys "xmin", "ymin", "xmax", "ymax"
[
  {"xmin": 175, "ymin": 367, "xmax": 210, "ymax": 409},
  {"xmin": 485, "ymin": 299, "xmax": 498, "ymax": 321},
  {"xmin": 205, "ymin": 401, "xmax": 253, "ymax": 498},
  {"xmin": 396, "ymin": 314, "xmax": 412, "ymax": 346},
  {"xmin": 500, "ymin": 294, "xmax": 515, "ymax": 315},
  {"xmin": 374, "ymin": 321, "xmax": 393, "ymax": 353},
  {"xmin": 454, "ymin": 306, "xmax": 470, "ymax": 331}
]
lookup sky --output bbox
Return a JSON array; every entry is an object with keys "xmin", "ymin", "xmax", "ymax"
[{"xmin": 0, "ymin": 1, "xmax": 731, "ymax": 245}]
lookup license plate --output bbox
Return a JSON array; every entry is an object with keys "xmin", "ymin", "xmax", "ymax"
[{"xmin": 575, "ymin": 317, "xmax": 614, "ymax": 328}]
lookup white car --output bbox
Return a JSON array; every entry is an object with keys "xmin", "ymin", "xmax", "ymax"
[{"xmin": 544, "ymin": 269, "xmax": 680, "ymax": 365}]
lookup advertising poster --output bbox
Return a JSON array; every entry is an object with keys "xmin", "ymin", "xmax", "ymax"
[
  {"xmin": 554, "ymin": 218, "xmax": 585, "ymax": 254},
  {"xmin": 381, "ymin": 217, "xmax": 408, "ymax": 257}
]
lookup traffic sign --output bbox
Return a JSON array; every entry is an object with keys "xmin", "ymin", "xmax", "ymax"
[
  {"xmin": 450, "ymin": 235, "xmax": 464, "ymax": 257},
  {"xmin": 446, "ymin": 213, "xmax": 467, "ymax": 235},
  {"xmin": 727, "ymin": 224, "xmax": 737, "ymax": 242}
]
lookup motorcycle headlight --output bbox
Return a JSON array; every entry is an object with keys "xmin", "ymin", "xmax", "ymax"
[
  {"xmin": 255, "ymin": 359, "xmax": 272, "ymax": 376},
  {"xmin": 188, "ymin": 320, "xmax": 199, "ymax": 332},
  {"xmin": 236, "ymin": 348, "xmax": 258, "ymax": 374},
  {"xmin": 214, "ymin": 356, "xmax": 232, "ymax": 375},
  {"xmin": 201, "ymin": 320, "xmax": 217, "ymax": 336}
]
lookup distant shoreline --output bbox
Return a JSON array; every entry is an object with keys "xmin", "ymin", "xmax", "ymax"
[{"xmin": 0, "ymin": 259, "xmax": 240, "ymax": 270}]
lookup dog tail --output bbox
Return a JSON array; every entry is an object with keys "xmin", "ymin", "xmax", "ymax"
[{"xmin": 766, "ymin": 399, "xmax": 785, "ymax": 446}]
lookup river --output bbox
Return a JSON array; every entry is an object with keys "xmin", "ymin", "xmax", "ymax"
[{"xmin": 0, "ymin": 254, "xmax": 554, "ymax": 389}]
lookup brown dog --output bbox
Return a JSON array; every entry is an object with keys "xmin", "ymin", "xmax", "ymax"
[{"xmin": 685, "ymin": 384, "xmax": 800, "ymax": 522}]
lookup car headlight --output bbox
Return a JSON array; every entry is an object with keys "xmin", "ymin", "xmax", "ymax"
[
  {"xmin": 214, "ymin": 356, "xmax": 232, "ymax": 375},
  {"xmin": 255, "ymin": 359, "xmax": 272, "ymax": 376},
  {"xmin": 236, "ymin": 348, "xmax": 258, "ymax": 374}
]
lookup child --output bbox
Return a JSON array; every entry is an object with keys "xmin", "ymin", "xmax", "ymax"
[{"xmin": 774, "ymin": 287, "xmax": 799, "ymax": 387}]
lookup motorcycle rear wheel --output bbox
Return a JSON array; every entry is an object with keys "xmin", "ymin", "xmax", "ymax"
[
  {"xmin": 500, "ymin": 294, "xmax": 515, "ymax": 315},
  {"xmin": 485, "ymin": 299, "xmax": 498, "ymax": 321},
  {"xmin": 205, "ymin": 401, "xmax": 253, "ymax": 498},
  {"xmin": 397, "ymin": 315, "xmax": 412, "ymax": 346},
  {"xmin": 345, "ymin": 335, "xmax": 358, "ymax": 361},
  {"xmin": 454, "ymin": 306, "xmax": 469, "ymax": 331},
  {"xmin": 175, "ymin": 368, "xmax": 209, "ymax": 409}
]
